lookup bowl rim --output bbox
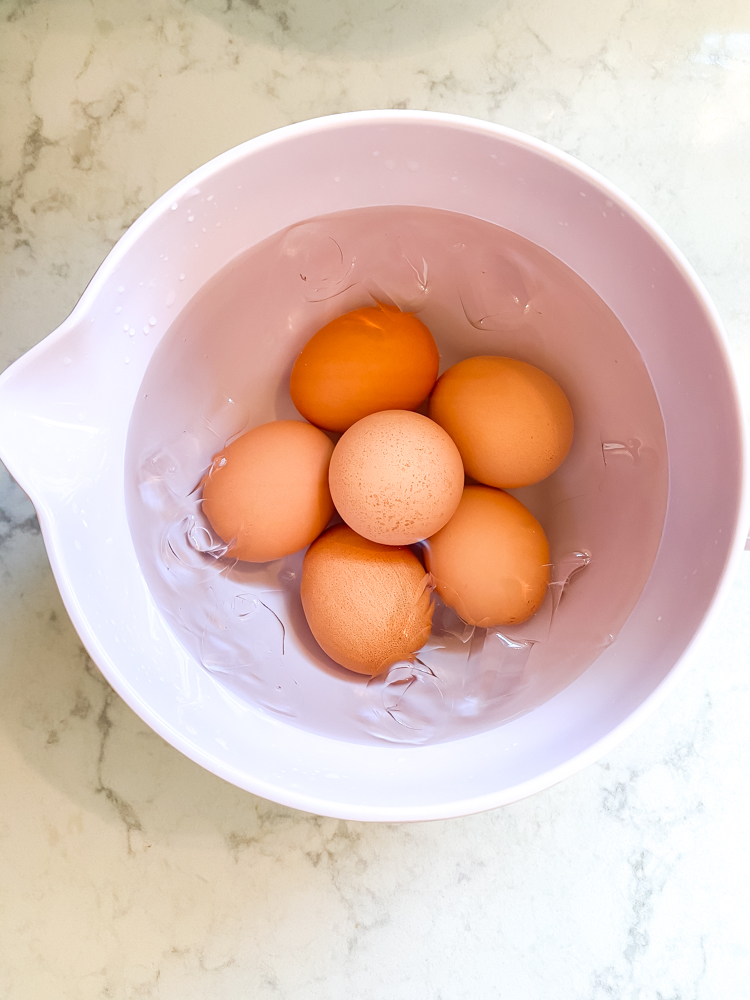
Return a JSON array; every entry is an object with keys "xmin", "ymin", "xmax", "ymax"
[{"xmin": 3, "ymin": 109, "xmax": 748, "ymax": 821}]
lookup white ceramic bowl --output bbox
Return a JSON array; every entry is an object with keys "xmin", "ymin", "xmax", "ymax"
[{"xmin": 0, "ymin": 111, "xmax": 746, "ymax": 820}]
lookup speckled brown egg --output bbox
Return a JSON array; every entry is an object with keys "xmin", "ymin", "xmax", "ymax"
[
  {"xmin": 202, "ymin": 420, "xmax": 334, "ymax": 563},
  {"xmin": 328, "ymin": 409, "xmax": 465, "ymax": 546},
  {"xmin": 428, "ymin": 356, "xmax": 574, "ymax": 488},
  {"xmin": 424, "ymin": 485, "xmax": 550, "ymax": 627},
  {"xmin": 300, "ymin": 524, "xmax": 434, "ymax": 675}
]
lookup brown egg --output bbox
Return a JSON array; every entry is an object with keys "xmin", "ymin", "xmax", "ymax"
[
  {"xmin": 428, "ymin": 356, "xmax": 574, "ymax": 488},
  {"xmin": 301, "ymin": 524, "xmax": 434, "ymax": 675},
  {"xmin": 290, "ymin": 303, "xmax": 440, "ymax": 432},
  {"xmin": 329, "ymin": 410, "xmax": 465, "ymax": 546},
  {"xmin": 202, "ymin": 420, "xmax": 334, "ymax": 562},
  {"xmin": 424, "ymin": 485, "xmax": 550, "ymax": 627}
]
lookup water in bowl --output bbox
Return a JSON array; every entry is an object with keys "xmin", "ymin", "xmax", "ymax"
[{"xmin": 125, "ymin": 206, "xmax": 668, "ymax": 745}]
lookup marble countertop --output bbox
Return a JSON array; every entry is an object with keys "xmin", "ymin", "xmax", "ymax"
[{"xmin": 1, "ymin": 1, "xmax": 749, "ymax": 996}]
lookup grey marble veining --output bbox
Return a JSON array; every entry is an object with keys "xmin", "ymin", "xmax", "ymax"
[{"xmin": 1, "ymin": 1, "xmax": 749, "ymax": 996}]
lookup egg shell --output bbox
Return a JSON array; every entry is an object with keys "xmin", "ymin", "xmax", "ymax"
[
  {"xmin": 424, "ymin": 485, "xmax": 550, "ymax": 627},
  {"xmin": 290, "ymin": 303, "xmax": 440, "ymax": 432},
  {"xmin": 301, "ymin": 524, "xmax": 434, "ymax": 675},
  {"xmin": 329, "ymin": 409, "xmax": 465, "ymax": 546},
  {"xmin": 202, "ymin": 420, "xmax": 334, "ymax": 562},
  {"xmin": 428, "ymin": 356, "xmax": 574, "ymax": 488}
]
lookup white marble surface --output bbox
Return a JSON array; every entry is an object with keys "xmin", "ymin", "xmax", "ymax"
[{"xmin": 1, "ymin": 0, "xmax": 750, "ymax": 996}]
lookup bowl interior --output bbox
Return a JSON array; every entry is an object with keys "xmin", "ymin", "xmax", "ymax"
[
  {"xmin": 0, "ymin": 113, "xmax": 743, "ymax": 818},
  {"xmin": 124, "ymin": 203, "xmax": 668, "ymax": 747}
]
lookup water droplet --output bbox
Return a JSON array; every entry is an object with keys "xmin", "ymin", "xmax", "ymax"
[
  {"xmin": 129, "ymin": 329, "xmax": 135, "ymax": 337},
  {"xmin": 62, "ymin": 356, "xmax": 72, "ymax": 367},
  {"xmin": 124, "ymin": 356, "xmax": 130, "ymax": 364},
  {"xmin": 166, "ymin": 289, "xmax": 176, "ymax": 307},
  {"xmin": 115, "ymin": 305, "xmax": 122, "ymax": 314},
  {"xmin": 187, "ymin": 215, "xmax": 195, "ymax": 223},
  {"xmin": 207, "ymin": 194, "xmax": 214, "ymax": 202},
  {"xmin": 179, "ymin": 273, "xmax": 185, "ymax": 281},
  {"xmin": 149, "ymin": 315, "xmax": 157, "ymax": 326},
  {"xmin": 123, "ymin": 323, "xmax": 129, "ymax": 331},
  {"xmin": 117, "ymin": 285, "xmax": 124, "ymax": 293},
  {"xmin": 171, "ymin": 202, "xmax": 178, "ymax": 210},
  {"xmin": 143, "ymin": 325, "xmax": 149, "ymax": 334},
  {"xmin": 215, "ymin": 221, "xmax": 221, "ymax": 227}
]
